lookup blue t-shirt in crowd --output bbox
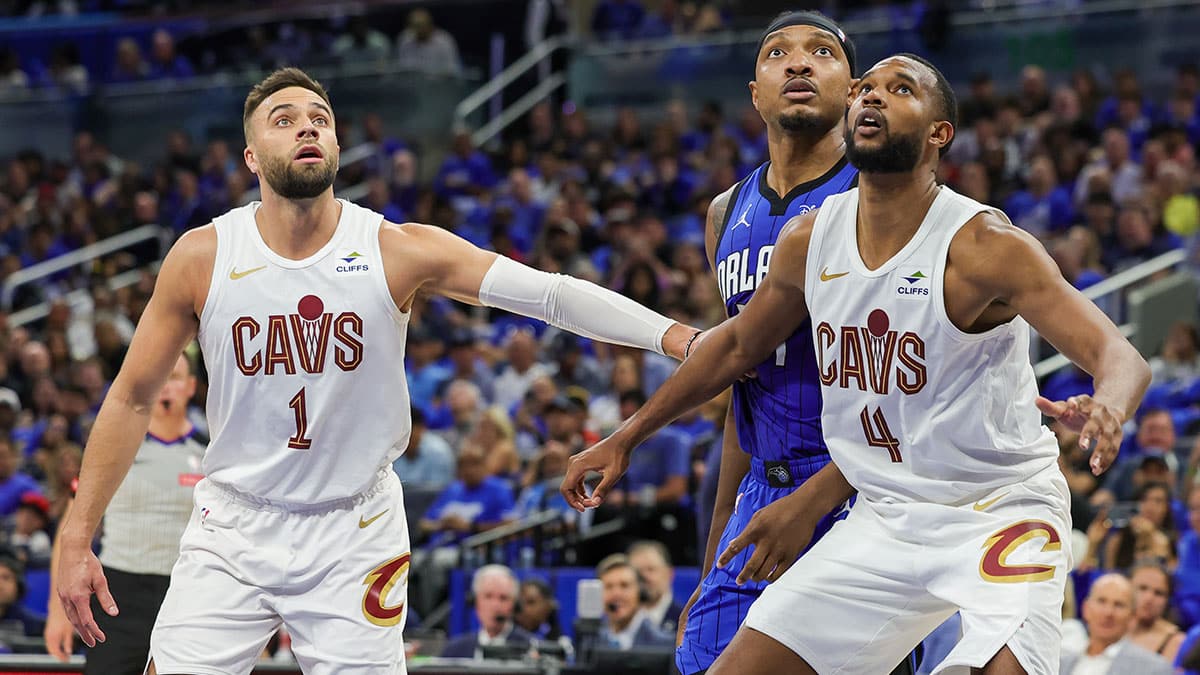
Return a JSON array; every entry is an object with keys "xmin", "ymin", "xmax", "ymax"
[
  {"xmin": 424, "ymin": 477, "xmax": 515, "ymax": 546},
  {"xmin": 0, "ymin": 474, "xmax": 40, "ymax": 518},
  {"xmin": 621, "ymin": 427, "xmax": 690, "ymax": 493}
]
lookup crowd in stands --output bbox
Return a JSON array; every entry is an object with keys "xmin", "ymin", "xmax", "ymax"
[{"xmin": 0, "ymin": 2, "xmax": 1200, "ymax": 665}]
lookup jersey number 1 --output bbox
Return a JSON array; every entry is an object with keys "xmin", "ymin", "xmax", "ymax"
[
  {"xmin": 859, "ymin": 406, "xmax": 902, "ymax": 462},
  {"xmin": 288, "ymin": 387, "xmax": 313, "ymax": 449}
]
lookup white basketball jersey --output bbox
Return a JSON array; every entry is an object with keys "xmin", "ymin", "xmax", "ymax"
[
  {"xmin": 805, "ymin": 186, "xmax": 1058, "ymax": 506},
  {"xmin": 198, "ymin": 199, "xmax": 411, "ymax": 504}
]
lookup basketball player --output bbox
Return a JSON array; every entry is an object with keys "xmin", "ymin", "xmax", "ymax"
[
  {"xmin": 54, "ymin": 67, "xmax": 696, "ymax": 675},
  {"xmin": 44, "ymin": 353, "xmax": 204, "ymax": 673},
  {"xmin": 563, "ymin": 54, "xmax": 1150, "ymax": 674},
  {"xmin": 674, "ymin": 11, "xmax": 864, "ymax": 675}
]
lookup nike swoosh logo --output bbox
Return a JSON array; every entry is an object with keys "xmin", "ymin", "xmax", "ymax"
[
  {"xmin": 820, "ymin": 267, "xmax": 850, "ymax": 282},
  {"xmin": 229, "ymin": 265, "xmax": 267, "ymax": 280},
  {"xmin": 359, "ymin": 509, "xmax": 389, "ymax": 529},
  {"xmin": 973, "ymin": 492, "xmax": 1009, "ymax": 512}
]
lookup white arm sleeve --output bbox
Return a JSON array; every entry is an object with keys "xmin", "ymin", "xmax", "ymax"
[{"xmin": 478, "ymin": 256, "xmax": 674, "ymax": 356}]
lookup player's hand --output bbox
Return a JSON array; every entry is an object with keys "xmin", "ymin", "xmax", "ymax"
[
  {"xmin": 716, "ymin": 492, "xmax": 820, "ymax": 585},
  {"xmin": 560, "ymin": 435, "xmax": 632, "ymax": 512},
  {"xmin": 56, "ymin": 540, "xmax": 117, "ymax": 648},
  {"xmin": 43, "ymin": 606, "xmax": 75, "ymax": 661},
  {"xmin": 675, "ymin": 586, "xmax": 701, "ymax": 648},
  {"xmin": 1036, "ymin": 395, "xmax": 1124, "ymax": 475}
]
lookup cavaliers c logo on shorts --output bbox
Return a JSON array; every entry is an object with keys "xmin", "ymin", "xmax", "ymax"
[
  {"xmin": 362, "ymin": 553, "xmax": 411, "ymax": 626},
  {"xmin": 978, "ymin": 520, "xmax": 1061, "ymax": 583}
]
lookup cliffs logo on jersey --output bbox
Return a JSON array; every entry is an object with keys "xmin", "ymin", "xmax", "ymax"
[
  {"xmin": 336, "ymin": 250, "xmax": 370, "ymax": 275},
  {"xmin": 232, "ymin": 294, "xmax": 364, "ymax": 376},
  {"xmin": 897, "ymin": 269, "xmax": 930, "ymax": 298},
  {"xmin": 816, "ymin": 309, "xmax": 928, "ymax": 395}
]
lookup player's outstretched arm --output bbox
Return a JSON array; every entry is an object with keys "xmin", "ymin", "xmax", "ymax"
[
  {"xmin": 378, "ymin": 222, "xmax": 696, "ymax": 359},
  {"xmin": 56, "ymin": 227, "xmax": 211, "ymax": 647},
  {"xmin": 560, "ymin": 211, "xmax": 818, "ymax": 512},
  {"xmin": 959, "ymin": 213, "xmax": 1150, "ymax": 475}
]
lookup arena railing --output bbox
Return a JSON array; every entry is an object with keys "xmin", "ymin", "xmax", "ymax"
[
  {"xmin": 0, "ymin": 224, "xmax": 171, "ymax": 312},
  {"xmin": 453, "ymin": 36, "xmax": 569, "ymax": 147},
  {"xmin": 1032, "ymin": 248, "xmax": 1191, "ymax": 379}
]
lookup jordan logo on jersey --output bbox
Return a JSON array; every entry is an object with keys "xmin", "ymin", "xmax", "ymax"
[
  {"xmin": 231, "ymin": 294, "xmax": 365, "ymax": 376},
  {"xmin": 815, "ymin": 309, "xmax": 928, "ymax": 395}
]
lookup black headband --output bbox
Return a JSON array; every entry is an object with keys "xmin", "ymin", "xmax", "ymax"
[{"xmin": 757, "ymin": 11, "xmax": 856, "ymax": 76}]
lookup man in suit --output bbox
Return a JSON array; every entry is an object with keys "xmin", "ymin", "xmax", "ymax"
[
  {"xmin": 628, "ymin": 540, "xmax": 684, "ymax": 633},
  {"xmin": 1061, "ymin": 573, "xmax": 1173, "ymax": 674},
  {"xmin": 441, "ymin": 565, "xmax": 534, "ymax": 659},
  {"xmin": 596, "ymin": 554, "xmax": 673, "ymax": 649}
]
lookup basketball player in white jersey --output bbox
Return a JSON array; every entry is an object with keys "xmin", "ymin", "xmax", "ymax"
[
  {"xmin": 54, "ymin": 67, "xmax": 696, "ymax": 675},
  {"xmin": 562, "ymin": 54, "xmax": 1151, "ymax": 675},
  {"xmin": 44, "ymin": 353, "xmax": 204, "ymax": 674}
]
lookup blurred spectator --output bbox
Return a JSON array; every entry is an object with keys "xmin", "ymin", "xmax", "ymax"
[
  {"xmin": 591, "ymin": 0, "xmax": 646, "ymax": 42},
  {"xmin": 0, "ymin": 553, "xmax": 42, "ymax": 638},
  {"xmin": 147, "ymin": 30, "xmax": 195, "ymax": 80},
  {"xmin": 512, "ymin": 441, "xmax": 571, "ymax": 520},
  {"xmin": 1049, "ymin": 227, "xmax": 1106, "ymax": 291},
  {"xmin": 392, "ymin": 407, "xmax": 455, "ymax": 491},
  {"xmin": 1098, "ymin": 408, "xmax": 1177, "ymax": 504},
  {"xmin": 1103, "ymin": 202, "xmax": 1179, "ymax": 272},
  {"xmin": 47, "ymin": 43, "xmax": 88, "ymax": 95},
  {"xmin": 0, "ymin": 48, "xmax": 29, "ymax": 94},
  {"xmin": 493, "ymin": 329, "xmax": 549, "ymax": 411},
  {"xmin": 405, "ymin": 326, "xmax": 451, "ymax": 411},
  {"xmin": 7, "ymin": 492, "xmax": 50, "ymax": 569},
  {"xmin": 0, "ymin": 438, "xmax": 38, "ymax": 519},
  {"xmin": 111, "ymin": 38, "xmax": 148, "ymax": 83},
  {"xmin": 542, "ymin": 395, "xmax": 585, "ymax": 455},
  {"xmin": 627, "ymin": 540, "xmax": 682, "ymax": 633},
  {"xmin": 1005, "ymin": 155, "xmax": 1075, "ymax": 237},
  {"xmin": 1019, "ymin": 65, "xmax": 1052, "ymax": 117},
  {"xmin": 441, "ymin": 564, "xmax": 533, "ymax": 658},
  {"xmin": 1129, "ymin": 563, "xmax": 1185, "ymax": 662},
  {"xmin": 1149, "ymin": 322, "xmax": 1200, "ymax": 386},
  {"xmin": 1061, "ymin": 573, "xmax": 1172, "ymax": 674},
  {"xmin": 1075, "ymin": 128, "xmax": 1144, "ymax": 207},
  {"xmin": 595, "ymin": 553, "xmax": 671, "ymax": 649},
  {"xmin": 467, "ymin": 407, "xmax": 517, "ymax": 467},
  {"xmin": 418, "ymin": 444, "xmax": 514, "ymax": 547},
  {"xmin": 1101, "ymin": 481, "xmax": 1177, "ymax": 571},
  {"xmin": 608, "ymin": 390, "xmax": 689, "ymax": 509},
  {"xmin": 332, "ymin": 16, "xmax": 391, "ymax": 66},
  {"xmin": 435, "ymin": 130, "xmax": 498, "ymax": 202},
  {"xmin": 547, "ymin": 332, "xmax": 607, "ymax": 397},
  {"xmin": 1175, "ymin": 488, "xmax": 1200, "ymax": 626},
  {"xmin": 589, "ymin": 354, "xmax": 641, "ymax": 434},
  {"xmin": 514, "ymin": 577, "xmax": 564, "ymax": 642},
  {"xmin": 444, "ymin": 331, "xmax": 495, "ymax": 403},
  {"xmin": 434, "ymin": 378, "xmax": 484, "ymax": 447},
  {"xmin": 396, "ymin": 9, "xmax": 463, "ymax": 77}
]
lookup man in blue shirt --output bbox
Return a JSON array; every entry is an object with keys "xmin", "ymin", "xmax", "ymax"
[
  {"xmin": 419, "ymin": 445, "xmax": 514, "ymax": 548},
  {"xmin": 609, "ymin": 390, "xmax": 690, "ymax": 509},
  {"xmin": 392, "ymin": 408, "xmax": 455, "ymax": 491},
  {"xmin": 0, "ymin": 438, "xmax": 38, "ymax": 519}
]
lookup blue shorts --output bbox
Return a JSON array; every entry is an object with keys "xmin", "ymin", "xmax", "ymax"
[{"xmin": 675, "ymin": 455, "xmax": 850, "ymax": 675}]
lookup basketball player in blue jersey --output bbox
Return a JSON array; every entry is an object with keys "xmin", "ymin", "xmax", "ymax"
[{"xmin": 676, "ymin": 12, "xmax": 915, "ymax": 675}]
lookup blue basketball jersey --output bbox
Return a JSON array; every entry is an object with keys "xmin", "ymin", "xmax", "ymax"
[{"xmin": 713, "ymin": 158, "xmax": 857, "ymax": 461}]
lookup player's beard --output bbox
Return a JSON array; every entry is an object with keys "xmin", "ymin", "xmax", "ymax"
[
  {"xmin": 844, "ymin": 123, "xmax": 924, "ymax": 174},
  {"xmin": 259, "ymin": 152, "xmax": 338, "ymax": 200}
]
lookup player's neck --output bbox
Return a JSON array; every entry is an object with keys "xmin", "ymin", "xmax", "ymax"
[
  {"xmin": 255, "ymin": 190, "xmax": 342, "ymax": 260},
  {"xmin": 855, "ymin": 167, "xmax": 939, "ymax": 265},
  {"xmin": 764, "ymin": 125, "xmax": 845, "ymax": 195},
  {"xmin": 148, "ymin": 412, "xmax": 192, "ymax": 441}
]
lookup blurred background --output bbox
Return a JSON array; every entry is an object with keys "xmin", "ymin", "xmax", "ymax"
[{"xmin": 0, "ymin": 0, "xmax": 1199, "ymax": 673}]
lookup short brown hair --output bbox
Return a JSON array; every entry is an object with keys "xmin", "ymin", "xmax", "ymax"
[
  {"xmin": 596, "ymin": 553, "xmax": 634, "ymax": 578},
  {"xmin": 242, "ymin": 67, "xmax": 332, "ymax": 140}
]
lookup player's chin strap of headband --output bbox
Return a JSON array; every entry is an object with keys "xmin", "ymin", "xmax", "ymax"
[{"xmin": 478, "ymin": 255, "xmax": 674, "ymax": 356}]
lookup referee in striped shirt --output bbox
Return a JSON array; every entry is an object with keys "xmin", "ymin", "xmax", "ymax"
[{"xmin": 45, "ymin": 353, "xmax": 206, "ymax": 673}]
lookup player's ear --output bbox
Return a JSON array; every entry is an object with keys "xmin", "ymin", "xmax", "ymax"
[
  {"xmin": 244, "ymin": 145, "xmax": 258, "ymax": 175},
  {"xmin": 929, "ymin": 120, "xmax": 954, "ymax": 154},
  {"xmin": 748, "ymin": 80, "xmax": 759, "ymax": 112}
]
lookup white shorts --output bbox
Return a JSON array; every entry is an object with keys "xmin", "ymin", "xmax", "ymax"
[
  {"xmin": 744, "ymin": 464, "xmax": 1071, "ymax": 675},
  {"xmin": 150, "ymin": 471, "xmax": 411, "ymax": 675}
]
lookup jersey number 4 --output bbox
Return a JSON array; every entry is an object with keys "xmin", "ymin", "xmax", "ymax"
[
  {"xmin": 288, "ymin": 387, "xmax": 313, "ymax": 450},
  {"xmin": 859, "ymin": 406, "xmax": 902, "ymax": 462}
]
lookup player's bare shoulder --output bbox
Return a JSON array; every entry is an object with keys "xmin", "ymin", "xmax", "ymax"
[
  {"xmin": 161, "ymin": 223, "xmax": 218, "ymax": 317},
  {"xmin": 949, "ymin": 209, "xmax": 1056, "ymax": 296}
]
